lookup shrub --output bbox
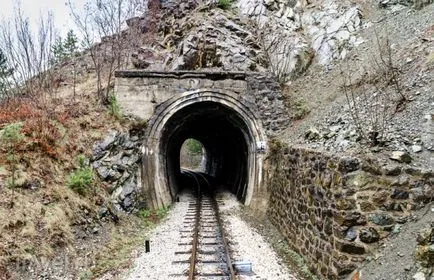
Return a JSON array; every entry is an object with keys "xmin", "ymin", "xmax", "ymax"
[
  {"xmin": 107, "ymin": 94, "xmax": 121, "ymax": 119},
  {"xmin": 0, "ymin": 99, "xmax": 64, "ymax": 158},
  {"xmin": 0, "ymin": 122, "xmax": 24, "ymax": 147},
  {"xmin": 291, "ymin": 99, "xmax": 311, "ymax": 120},
  {"xmin": 66, "ymin": 155, "xmax": 93, "ymax": 195},
  {"xmin": 217, "ymin": 0, "xmax": 232, "ymax": 10},
  {"xmin": 341, "ymin": 30, "xmax": 406, "ymax": 146}
]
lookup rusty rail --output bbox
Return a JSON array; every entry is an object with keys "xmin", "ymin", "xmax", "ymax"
[{"xmin": 178, "ymin": 170, "xmax": 236, "ymax": 280}]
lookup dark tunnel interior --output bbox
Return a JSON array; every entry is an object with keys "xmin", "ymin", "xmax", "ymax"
[{"xmin": 160, "ymin": 101, "xmax": 251, "ymax": 202}]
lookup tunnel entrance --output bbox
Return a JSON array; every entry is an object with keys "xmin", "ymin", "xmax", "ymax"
[
  {"xmin": 164, "ymin": 101, "xmax": 250, "ymax": 200},
  {"xmin": 180, "ymin": 139, "xmax": 205, "ymax": 171},
  {"xmin": 142, "ymin": 90, "xmax": 266, "ymax": 209}
]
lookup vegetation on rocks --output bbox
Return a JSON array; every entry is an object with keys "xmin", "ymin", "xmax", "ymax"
[{"xmin": 217, "ymin": 0, "xmax": 233, "ymax": 10}]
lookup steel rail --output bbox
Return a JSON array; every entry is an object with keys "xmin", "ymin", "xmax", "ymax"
[
  {"xmin": 186, "ymin": 171, "xmax": 201, "ymax": 280},
  {"xmin": 195, "ymin": 172, "xmax": 236, "ymax": 280},
  {"xmin": 180, "ymin": 170, "xmax": 236, "ymax": 280}
]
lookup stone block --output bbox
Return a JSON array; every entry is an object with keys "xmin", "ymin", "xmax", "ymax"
[
  {"xmin": 359, "ymin": 227, "xmax": 380, "ymax": 243},
  {"xmin": 335, "ymin": 211, "xmax": 367, "ymax": 227},
  {"xmin": 343, "ymin": 171, "xmax": 374, "ymax": 189},
  {"xmin": 336, "ymin": 240, "xmax": 366, "ymax": 255},
  {"xmin": 338, "ymin": 156, "xmax": 360, "ymax": 173}
]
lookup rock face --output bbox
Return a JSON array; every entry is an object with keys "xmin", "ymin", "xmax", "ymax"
[
  {"xmin": 238, "ymin": 0, "xmax": 364, "ymax": 67},
  {"xmin": 266, "ymin": 143, "xmax": 434, "ymax": 278},
  {"xmin": 130, "ymin": 0, "xmax": 365, "ymax": 80},
  {"xmin": 91, "ymin": 128, "xmax": 145, "ymax": 212}
]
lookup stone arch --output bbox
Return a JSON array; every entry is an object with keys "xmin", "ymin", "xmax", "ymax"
[{"xmin": 141, "ymin": 89, "xmax": 267, "ymax": 209}]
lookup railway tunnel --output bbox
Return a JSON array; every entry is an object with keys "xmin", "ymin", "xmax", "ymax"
[
  {"xmin": 164, "ymin": 101, "xmax": 250, "ymax": 199},
  {"xmin": 141, "ymin": 90, "xmax": 267, "ymax": 209},
  {"xmin": 114, "ymin": 71, "xmax": 287, "ymax": 210}
]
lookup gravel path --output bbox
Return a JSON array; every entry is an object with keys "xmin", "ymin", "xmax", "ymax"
[{"xmin": 122, "ymin": 189, "xmax": 298, "ymax": 280}]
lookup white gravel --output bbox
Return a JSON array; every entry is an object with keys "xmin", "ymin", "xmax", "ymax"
[
  {"xmin": 121, "ymin": 189, "xmax": 298, "ymax": 280},
  {"xmin": 122, "ymin": 190, "xmax": 194, "ymax": 280},
  {"xmin": 217, "ymin": 191, "xmax": 298, "ymax": 280}
]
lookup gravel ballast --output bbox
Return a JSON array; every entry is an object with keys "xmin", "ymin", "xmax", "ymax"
[
  {"xmin": 122, "ymin": 189, "xmax": 298, "ymax": 279},
  {"xmin": 122, "ymin": 191, "xmax": 193, "ymax": 280},
  {"xmin": 217, "ymin": 191, "xmax": 298, "ymax": 280}
]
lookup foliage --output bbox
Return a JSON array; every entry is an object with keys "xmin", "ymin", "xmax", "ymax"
[
  {"xmin": 0, "ymin": 122, "xmax": 25, "ymax": 146},
  {"xmin": 51, "ymin": 37, "xmax": 66, "ymax": 65},
  {"xmin": 184, "ymin": 138, "xmax": 203, "ymax": 155},
  {"xmin": 107, "ymin": 94, "xmax": 121, "ymax": 119},
  {"xmin": 0, "ymin": 122, "xmax": 25, "ymax": 201},
  {"xmin": 51, "ymin": 30, "xmax": 79, "ymax": 65},
  {"xmin": 66, "ymin": 155, "xmax": 93, "ymax": 195},
  {"xmin": 291, "ymin": 99, "xmax": 311, "ymax": 120},
  {"xmin": 0, "ymin": 99, "xmax": 66, "ymax": 158},
  {"xmin": 0, "ymin": 48, "xmax": 13, "ymax": 97},
  {"xmin": 217, "ymin": 0, "xmax": 233, "ymax": 9},
  {"xmin": 64, "ymin": 30, "xmax": 78, "ymax": 55}
]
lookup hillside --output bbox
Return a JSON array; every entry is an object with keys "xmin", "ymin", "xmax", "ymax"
[{"xmin": 0, "ymin": 0, "xmax": 433, "ymax": 279}]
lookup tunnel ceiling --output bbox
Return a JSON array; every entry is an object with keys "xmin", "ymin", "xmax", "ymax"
[{"xmin": 161, "ymin": 101, "xmax": 251, "ymax": 202}]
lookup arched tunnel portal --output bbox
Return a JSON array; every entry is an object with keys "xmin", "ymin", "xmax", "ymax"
[{"xmin": 141, "ymin": 89, "xmax": 267, "ymax": 209}]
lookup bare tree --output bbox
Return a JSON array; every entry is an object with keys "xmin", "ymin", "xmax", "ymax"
[
  {"xmin": 0, "ymin": 4, "xmax": 55, "ymax": 98},
  {"xmin": 68, "ymin": 0, "xmax": 143, "ymax": 103},
  {"xmin": 340, "ymin": 30, "xmax": 406, "ymax": 146}
]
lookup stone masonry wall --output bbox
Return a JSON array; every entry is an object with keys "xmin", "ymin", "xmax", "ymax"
[
  {"xmin": 266, "ymin": 141, "xmax": 433, "ymax": 279},
  {"xmin": 115, "ymin": 71, "xmax": 290, "ymax": 135}
]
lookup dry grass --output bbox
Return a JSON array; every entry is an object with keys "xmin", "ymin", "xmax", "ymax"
[
  {"xmin": 91, "ymin": 222, "xmax": 148, "ymax": 277},
  {"xmin": 75, "ymin": 210, "xmax": 169, "ymax": 279},
  {"xmin": 0, "ymin": 80, "xmax": 125, "ymax": 276}
]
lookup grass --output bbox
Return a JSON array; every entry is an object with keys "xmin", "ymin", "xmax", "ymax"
[
  {"xmin": 66, "ymin": 155, "xmax": 94, "ymax": 196},
  {"xmin": 107, "ymin": 94, "xmax": 121, "ymax": 120},
  {"xmin": 274, "ymin": 239, "xmax": 320, "ymax": 280},
  {"xmin": 217, "ymin": 0, "xmax": 233, "ymax": 10},
  {"xmin": 92, "ymin": 226, "xmax": 147, "ymax": 276},
  {"xmin": 0, "ymin": 95, "xmax": 124, "ymax": 276},
  {"xmin": 91, "ymin": 207, "xmax": 171, "ymax": 277},
  {"xmin": 138, "ymin": 206, "xmax": 170, "ymax": 227}
]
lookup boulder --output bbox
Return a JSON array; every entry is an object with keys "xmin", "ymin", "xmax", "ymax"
[
  {"xmin": 305, "ymin": 127, "xmax": 321, "ymax": 140},
  {"xmin": 390, "ymin": 151, "xmax": 412, "ymax": 163}
]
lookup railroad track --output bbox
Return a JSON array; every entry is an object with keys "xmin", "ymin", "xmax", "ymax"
[{"xmin": 171, "ymin": 170, "xmax": 236, "ymax": 280}]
